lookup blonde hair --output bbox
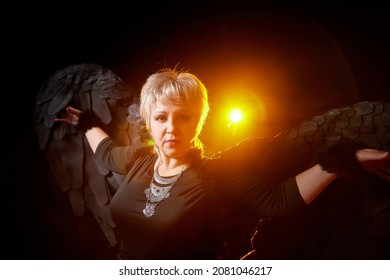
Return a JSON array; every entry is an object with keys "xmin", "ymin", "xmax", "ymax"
[{"xmin": 140, "ymin": 68, "xmax": 209, "ymax": 152}]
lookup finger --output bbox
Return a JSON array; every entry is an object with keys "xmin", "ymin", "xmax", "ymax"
[
  {"xmin": 66, "ymin": 106, "xmax": 83, "ymax": 115},
  {"xmin": 356, "ymin": 149, "xmax": 389, "ymax": 161}
]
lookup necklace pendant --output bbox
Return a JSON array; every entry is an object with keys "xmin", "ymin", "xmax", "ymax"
[
  {"xmin": 142, "ymin": 163, "xmax": 187, "ymax": 217},
  {"xmin": 143, "ymin": 202, "xmax": 156, "ymax": 217}
]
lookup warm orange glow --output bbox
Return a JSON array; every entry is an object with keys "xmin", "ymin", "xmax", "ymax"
[
  {"xmin": 229, "ymin": 108, "xmax": 243, "ymax": 123},
  {"xmin": 216, "ymin": 88, "xmax": 266, "ymax": 130},
  {"xmin": 213, "ymin": 89, "xmax": 266, "ymax": 135}
]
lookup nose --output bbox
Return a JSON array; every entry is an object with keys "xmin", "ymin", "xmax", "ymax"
[{"xmin": 166, "ymin": 119, "xmax": 177, "ymax": 134}]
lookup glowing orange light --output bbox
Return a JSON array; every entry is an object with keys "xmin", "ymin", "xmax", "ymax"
[{"xmin": 229, "ymin": 109, "xmax": 243, "ymax": 123}]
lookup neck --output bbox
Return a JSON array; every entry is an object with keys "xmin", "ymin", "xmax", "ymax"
[{"xmin": 156, "ymin": 155, "xmax": 191, "ymax": 177}]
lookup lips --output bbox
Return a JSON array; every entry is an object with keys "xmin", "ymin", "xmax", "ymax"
[{"xmin": 164, "ymin": 139, "xmax": 180, "ymax": 145}]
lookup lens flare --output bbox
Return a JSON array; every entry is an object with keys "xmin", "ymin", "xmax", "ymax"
[{"xmin": 229, "ymin": 109, "xmax": 243, "ymax": 123}]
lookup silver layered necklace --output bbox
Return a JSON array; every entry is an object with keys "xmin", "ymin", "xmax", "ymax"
[{"xmin": 143, "ymin": 163, "xmax": 186, "ymax": 218}]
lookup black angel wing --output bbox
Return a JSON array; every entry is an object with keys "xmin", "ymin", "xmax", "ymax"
[
  {"xmin": 272, "ymin": 101, "xmax": 390, "ymax": 179},
  {"xmin": 240, "ymin": 100, "xmax": 390, "ymax": 259},
  {"xmin": 33, "ymin": 63, "xmax": 138, "ymax": 249}
]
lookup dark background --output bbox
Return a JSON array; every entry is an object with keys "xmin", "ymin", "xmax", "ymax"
[{"xmin": 1, "ymin": 2, "xmax": 390, "ymax": 259}]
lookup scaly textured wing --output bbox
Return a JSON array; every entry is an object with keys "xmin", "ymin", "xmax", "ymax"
[
  {"xmin": 33, "ymin": 63, "xmax": 136, "ymax": 248},
  {"xmin": 242, "ymin": 100, "xmax": 390, "ymax": 259},
  {"xmin": 271, "ymin": 101, "xmax": 390, "ymax": 179}
]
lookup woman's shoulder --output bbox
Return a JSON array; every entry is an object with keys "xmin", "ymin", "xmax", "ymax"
[
  {"xmin": 131, "ymin": 153, "xmax": 157, "ymax": 169},
  {"xmin": 200, "ymin": 137, "xmax": 277, "ymax": 180}
]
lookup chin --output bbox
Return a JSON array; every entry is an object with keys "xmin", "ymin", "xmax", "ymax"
[{"xmin": 162, "ymin": 149, "xmax": 188, "ymax": 158}]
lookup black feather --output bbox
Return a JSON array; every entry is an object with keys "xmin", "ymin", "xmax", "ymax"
[{"xmin": 33, "ymin": 63, "xmax": 137, "ymax": 249}]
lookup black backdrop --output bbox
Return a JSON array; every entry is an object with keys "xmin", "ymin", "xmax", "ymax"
[{"xmin": 1, "ymin": 2, "xmax": 390, "ymax": 259}]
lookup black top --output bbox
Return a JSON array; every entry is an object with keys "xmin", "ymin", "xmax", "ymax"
[{"xmin": 96, "ymin": 137, "xmax": 306, "ymax": 259}]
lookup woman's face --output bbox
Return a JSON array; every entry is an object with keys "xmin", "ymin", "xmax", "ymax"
[{"xmin": 149, "ymin": 99, "xmax": 198, "ymax": 159}]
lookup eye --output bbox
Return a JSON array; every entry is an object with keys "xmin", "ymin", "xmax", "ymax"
[
  {"xmin": 179, "ymin": 115, "xmax": 190, "ymax": 121},
  {"xmin": 154, "ymin": 115, "xmax": 167, "ymax": 122},
  {"xmin": 177, "ymin": 113, "xmax": 192, "ymax": 121}
]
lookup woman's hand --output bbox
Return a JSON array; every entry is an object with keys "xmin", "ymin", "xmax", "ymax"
[
  {"xmin": 55, "ymin": 106, "xmax": 101, "ymax": 132},
  {"xmin": 55, "ymin": 106, "xmax": 83, "ymax": 126},
  {"xmin": 356, "ymin": 149, "xmax": 390, "ymax": 180}
]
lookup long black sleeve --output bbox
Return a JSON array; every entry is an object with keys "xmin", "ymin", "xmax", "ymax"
[
  {"xmin": 206, "ymin": 137, "xmax": 307, "ymax": 217},
  {"xmin": 95, "ymin": 137, "xmax": 138, "ymax": 174}
]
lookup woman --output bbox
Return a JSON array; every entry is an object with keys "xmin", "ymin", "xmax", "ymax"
[{"xmin": 59, "ymin": 68, "xmax": 389, "ymax": 259}]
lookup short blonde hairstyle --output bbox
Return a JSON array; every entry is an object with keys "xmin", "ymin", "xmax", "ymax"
[{"xmin": 140, "ymin": 68, "xmax": 209, "ymax": 152}]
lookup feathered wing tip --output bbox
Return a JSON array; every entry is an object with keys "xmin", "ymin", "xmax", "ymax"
[
  {"xmin": 126, "ymin": 96, "xmax": 141, "ymax": 125},
  {"xmin": 126, "ymin": 96, "xmax": 152, "ymax": 146},
  {"xmin": 33, "ymin": 63, "xmax": 138, "ymax": 248}
]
